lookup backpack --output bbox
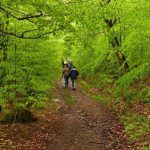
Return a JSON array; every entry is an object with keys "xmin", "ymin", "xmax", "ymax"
[
  {"xmin": 70, "ymin": 69, "xmax": 79, "ymax": 79},
  {"xmin": 63, "ymin": 67, "xmax": 70, "ymax": 76}
]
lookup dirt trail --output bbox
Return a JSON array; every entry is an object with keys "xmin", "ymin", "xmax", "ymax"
[
  {"xmin": 0, "ymin": 81, "xmax": 135, "ymax": 150},
  {"xmin": 46, "ymin": 82, "xmax": 133, "ymax": 150}
]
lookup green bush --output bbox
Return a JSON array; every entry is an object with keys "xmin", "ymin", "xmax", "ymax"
[
  {"xmin": 66, "ymin": 95, "xmax": 75, "ymax": 106},
  {"xmin": 125, "ymin": 89, "xmax": 137, "ymax": 104},
  {"xmin": 1, "ymin": 104, "xmax": 34, "ymax": 123},
  {"xmin": 121, "ymin": 113, "xmax": 149, "ymax": 140},
  {"xmin": 90, "ymin": 94, "xmax": 105, "ymax": 104},
  {"xmin": 140, "ymin": 88, "xmax": 150, "ymax": 103},
  {"xmin": 32, "ymin": 101, "xmax": 46, "ymax": 109},
  {"xmin": 144, "ymin": 147, "xmax": 150, "ymax": 150},
  {"xmin": 113, "ymin": 86, "xmax": 122, "ymax": 102}
]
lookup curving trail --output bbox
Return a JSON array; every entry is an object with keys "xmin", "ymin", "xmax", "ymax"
[
  {"xmin": 46, "ymin": 81, "xmax": 133, "ymax": 150},
  {"xmin": 0, "ymin": 81, "xmax": 135, "ymax": 150}
]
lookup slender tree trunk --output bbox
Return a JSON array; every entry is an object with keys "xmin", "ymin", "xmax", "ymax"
[
  {"xmin": 103, "ymin": 0, "xmax": 129, "ymax": 70},
  {"xmin": 105, "ymin": 19, "xmax": 129, "ymax": 70}
]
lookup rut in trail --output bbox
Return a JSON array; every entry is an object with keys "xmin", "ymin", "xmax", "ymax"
[{"xmin": 47, "ymin": 82, "xmax": 133, "ymax": 150}]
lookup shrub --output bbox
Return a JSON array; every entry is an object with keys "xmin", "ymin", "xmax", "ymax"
[{"xmin": 1, "ymin": 104, "xmax": 35, "ymax": 123}]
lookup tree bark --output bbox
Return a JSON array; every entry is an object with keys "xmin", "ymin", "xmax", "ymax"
[{"xmin": 105, "ymin": 19, "xmax": 129, "ymax": 70}]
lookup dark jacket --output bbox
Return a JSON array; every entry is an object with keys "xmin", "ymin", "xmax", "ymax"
[{"xmin": 70, "ymin": 69, "xmax": 79, "ymax": 79}]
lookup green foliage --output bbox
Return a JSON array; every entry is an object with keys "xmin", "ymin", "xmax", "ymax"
[
  {"xmin": 0, "ymin": 35, "xmax": 62, "ymax": 109},
  {"xmin": 0, "ymin": 0, "xmax": 149, "ymax": 131},
  {"xmin": 90, "ymin": 94, "xmax": 105, "ymax": 105},
  {"xmin": 80, "ymin": 80, "xmax": 105, "ymax": 104},
  {"xmin": 124, "ymin": 89, "xmax": 137, "ymax": 104},
  {"xmin": 116, "ymin": 63, "xmax": 150, "ymax": 88},
  {"xmin": 0, "ymin": 92, "xmax": 5, "ymax": 107},
  {"xmin": 0, "ymin": 1, "xmax": 149, "ymax": 149},
  {"xmin": 113, "ymin": 86, "xmax": 122, "ymax": 102},
  {"xmin": 121, "ymin": 113, "xmax": 149, "ymax": 140},
  {"xmin": 144, "ymin": 147, "xmax": 150, "ymax": 150},
  {"xmin": 79, "ymin": 80, "xmax": 92, "ymax": 94},
  {"xmin": 91, "ymin": 73, "xmax": 114, "ymax": 89},
  {"xmin": 66, "ymin": 94, "xmax": 75, "ymax": 106},
  {"xmin": 33, "ymin": 101, "xmax": 46, "ymax": 110},
  {"xmin": 0, "ymin": 0, "xmax": 66, "ymax": 110},
  {"xmin": 113, "ymin": 87, "xmax": 138, "ymax": 103},
  {"xmin": 140, "ymin": 87, "xmax": 150, "ymax": 103}
]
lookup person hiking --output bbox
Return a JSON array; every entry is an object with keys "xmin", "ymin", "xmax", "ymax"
[
  {"xmin": 70, "ymin": 66, "xmax": 79, "ymax": 90},
  {"xmin": 62, "ymin": 64, "xmax": 70, "ymax": 87}
]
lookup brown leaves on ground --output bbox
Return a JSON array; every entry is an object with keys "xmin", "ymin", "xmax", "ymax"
[
  {"xmin": 0, "ymin": 82, "xmax": 142, "ymax": 150},
  {"xmin": 130, "ymin": 101, "xmax": 150, "ymax": 116},
  {"xmin": 0, "ymin": 111, "xmax": 61, "ymax": 150}
]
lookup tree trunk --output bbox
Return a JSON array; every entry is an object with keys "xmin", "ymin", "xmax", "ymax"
[{"xmin": 105, "ymin": 19, "xmax": 129, "ymax": 70}]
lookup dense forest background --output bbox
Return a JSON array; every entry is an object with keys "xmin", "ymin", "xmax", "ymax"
[{"xmin": 0, "ymin": 0, "xmax": 150, "ymax": 148}]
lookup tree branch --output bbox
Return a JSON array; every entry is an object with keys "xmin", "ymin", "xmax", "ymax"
[
  {"xmin": 0, "ymin": 27, "xmax": 61, "ymax": 39},
  {"xmin": 0, "ymin": 6, "xmax": 44, "ymax": 21},
  {"xmin": 1, "ymin": 0, "xmax": 89, "ymax": 21},
  {"xmin": 20, "ymin": 29, "xmax": 39, "ymax": 37}
]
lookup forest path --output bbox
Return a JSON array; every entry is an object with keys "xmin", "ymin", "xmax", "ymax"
[
  {"xmin": 46, "ymin": 80, "xmax": 132, "ymax": 150},
  {"xmin": 0, "ymin": 80, "xmax": 134, "ymax": 150}
]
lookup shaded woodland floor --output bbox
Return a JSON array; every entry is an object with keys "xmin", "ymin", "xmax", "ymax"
[{"xmin": 0, "ymin": 80, "xmax": 144, "ymax": 150}]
